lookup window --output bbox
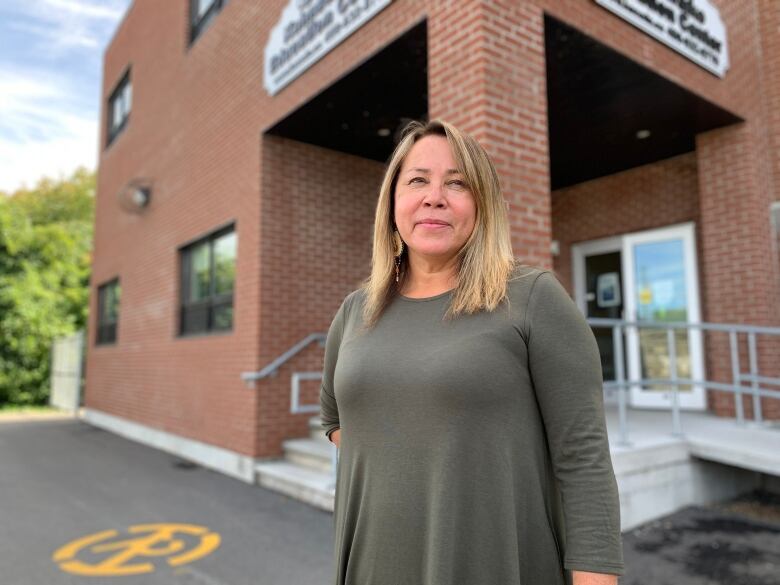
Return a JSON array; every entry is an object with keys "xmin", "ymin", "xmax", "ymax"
[
  {"xmin": 190, "ymin": 0, "xmax": 228, "ymax": 44},
  {"xmin": 179, "ymin": 225, "xmax": 236, "ymax": 336},
  {"xmin": 107, "ymin": 69, "xmax": 131, "ymax": 146},
  {"xmin": 96, "ymin": 278, "xmax": 121, "ymax": 345}
]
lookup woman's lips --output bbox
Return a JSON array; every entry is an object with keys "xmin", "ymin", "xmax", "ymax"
[{"xmin": 417, "ymin": 221, "xmax": 450, "ymax": 229}]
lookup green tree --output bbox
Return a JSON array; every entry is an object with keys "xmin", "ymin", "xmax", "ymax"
[{"xmin": 0, "ymin": 167, "xmax": 94, "ymax": 406}]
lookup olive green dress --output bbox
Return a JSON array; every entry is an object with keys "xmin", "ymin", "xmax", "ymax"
[{"xmin": 320, "ymin": 266, "xmax": 624, "ymax": 584}]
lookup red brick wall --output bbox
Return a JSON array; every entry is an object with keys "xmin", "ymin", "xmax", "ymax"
[
  {"xmin": 254, "ymin": 136, "xmax": 383, "ymax": 456},
  {"xmin": 551, "ymin": 153, "xmax": 700, "ymax": 293},
  {"xmin": 551, "ymin": 152, "xmax": 780, "ymax": 420},
  {"xmin": 692, "ymin": 1, "xmax": 780, "ymax": 420},
  {"xmin": 89, "ymin": 0, "xmax": 424, "ymax": 458},
  {"xmin": 88, "ymin": 0, "xmax": 269, "ymax": 455},
  {"xmin": 545, "ymin": 0, "xmax": 780, "ymax": 420},
  {"xmin": 90, "ymin": 0, "xmax": 780, "ymax": 462},
  {"xmin": 760, "ymin": 0, "xmax": 780, "ymax": 205},
  {"xmin": 428, "ymin": 0, "xmax": 552, "ymax": 270},
  {"xmin": 697, "ymin": 124, "xmax": 780, "ymax": 420},
  {"xmin": 760, "ymin": 3, "xmax": 780, "ymax": 421}
]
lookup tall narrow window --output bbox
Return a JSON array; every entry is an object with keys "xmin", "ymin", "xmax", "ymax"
[
  {"xmin": 190, "ymin": 0, "xmax": 227, "ymax": 44},
  {"xmin": 97, "ymin": 278, "xmax": 121, "ymax": 345},
  {"xmin": 179, "ymin": 225, "xmax": 236, "ymax": 335},
  {"xmin": 107, "ymin": 69, "xmax": 131, "ymax": 146}
]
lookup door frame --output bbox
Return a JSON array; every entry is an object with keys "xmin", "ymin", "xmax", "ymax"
[
  {"xmin": 572, "ymin": 221, "xmax": 706, "ymax": 410},
  {"xmin": 572, "ymin": 235, "xmax": 623, "ymax": 406}
]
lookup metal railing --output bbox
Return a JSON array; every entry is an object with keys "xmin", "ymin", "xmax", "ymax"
[
  {"xmin": 588, "ymin": 317, "xmax": 780, "ymax": 447},
  {"xmin": 241, "ymin": 320, "xmax": 780, "ymax": 484},
  {"xmin": 240, "ymin": 333, "xmax": 338, "ymax": 485},
  {"xmin": 240, "ymin": 333, "xmax": 326, "ymax": 386}
]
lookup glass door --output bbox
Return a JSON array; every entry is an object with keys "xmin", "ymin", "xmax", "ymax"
[
  {"xmin": 572, "ymin": 236, "xmax": 626, "ymax": 405},
  {"xmin": 622, "ymin": 222, "xmax": 706, "ymax": 409}
]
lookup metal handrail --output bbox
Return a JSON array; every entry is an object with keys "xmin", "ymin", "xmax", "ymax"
[
  {"xmin": 240, "ymin": 332, "xmax": 337, "ymax": 486},
  {"xmin": 240, "ymin": 333, "xmax": 326, "ymax": 385},
  {"xmin": 588, "ymin": 317, "xmax": 780, "ymax": 447},
  {"xmin": 588, "ymin": 317, "xmax": 780, "ymax": 335},
  {"xmin": 240, "ymin": 319, "xmax": 778, "ymax": 483}
]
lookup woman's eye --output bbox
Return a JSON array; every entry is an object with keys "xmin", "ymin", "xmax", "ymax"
[{"xmin": 409, "ymin": 177, "xmax": 425, "ymax": 184}]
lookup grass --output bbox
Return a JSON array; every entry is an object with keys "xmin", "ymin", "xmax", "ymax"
[{"xmin": 0, "ymin": 404, "xmax": 60, "ymax": 414}]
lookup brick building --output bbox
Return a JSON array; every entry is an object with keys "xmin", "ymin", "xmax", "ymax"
[{"xmin": 88, "ymin": 0, "xmax": 780, "ymax": 484}]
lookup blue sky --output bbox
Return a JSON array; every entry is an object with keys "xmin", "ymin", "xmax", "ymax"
[{"xmin": 0, "ymin": 0, "xmax": 132, "ymax": 194}]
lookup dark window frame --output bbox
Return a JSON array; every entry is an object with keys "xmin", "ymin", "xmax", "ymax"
[
  {"xmin": 178, "ymin": 223, "xmax": 236, "ymax": 337},
  {"xmin": 189, "ymin": 0, "xmax": 228, "ymax": 45},
  {"xmin": 96, "ymin": 278, "xmax": 120, "ymax": 345},
  {"xmin": 106, "ymin": 68, "xmax": 132, "ymax": 147}
]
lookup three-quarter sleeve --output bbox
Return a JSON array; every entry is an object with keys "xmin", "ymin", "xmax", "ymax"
[
  {"xmin": 320, "ymin": 294, "xmax": 349, "ymax": 442},
  {"xmin": 525, "ymin": 271, "xmax": 625, "ymax": 575}
]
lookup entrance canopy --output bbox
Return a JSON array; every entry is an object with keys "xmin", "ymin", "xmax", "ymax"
[
  {"xmin": 265, "ymin": 20, "xmax": 427, "ymax": 163},
  {"xmin": 545, "ymin": 15, "xmax": 742, "ymax": 190}
]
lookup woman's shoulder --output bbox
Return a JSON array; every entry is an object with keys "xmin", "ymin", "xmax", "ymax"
[
  {"xmin": 505, "ymin": 265, "xmax": 577, "ymax": 326},
  {"xmin": 343, "ymin": 287, "xmax": 367, "ymax": 308},
  {"xmin": 506, "ymin": 263, "xmax": 551, "ymax": 295},
  {"xmin": 338, "ymin": 287, "xmax": 368, "ymax": 323}
]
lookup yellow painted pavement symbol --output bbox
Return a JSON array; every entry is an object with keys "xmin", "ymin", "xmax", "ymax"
[{"xmin": 52, "ymin": 523, "xmax": 221, "ymax": 576}]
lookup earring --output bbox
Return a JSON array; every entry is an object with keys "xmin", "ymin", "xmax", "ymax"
[{"xmin": 393, "ymin": 230, "xmax": 404, "ymax": 283}]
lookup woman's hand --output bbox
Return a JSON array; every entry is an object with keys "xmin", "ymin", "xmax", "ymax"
[{"xmin": 330, "ymin": 428, "xmax": 341, "ymax": 448}]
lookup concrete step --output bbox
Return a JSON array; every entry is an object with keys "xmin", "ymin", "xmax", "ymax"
[
  {"xmin": 283, "ymin": 437, "xmax": 335, "ymax": 473},
  {"xmin": 255, "ymin": 459, "xmax": 335, "ymax": 512}
]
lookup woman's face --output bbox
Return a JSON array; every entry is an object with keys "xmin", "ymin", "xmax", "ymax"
[{"xmin": 394, "ymin": 135, "xmax": 477, "ymax": 265}]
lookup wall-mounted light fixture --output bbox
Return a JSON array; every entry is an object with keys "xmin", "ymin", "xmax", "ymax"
[{"xmin": 117, "ymin": 179, "xmax": 152, "ymax": 214}]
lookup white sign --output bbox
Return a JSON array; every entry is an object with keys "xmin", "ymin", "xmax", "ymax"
[
  {"xmin": 594, "ymin": 0, "xmax": 729, "ymax": 77},
  {"xmin": 264, "ymin": 0, "xmax": 393, "ymax": 96}
]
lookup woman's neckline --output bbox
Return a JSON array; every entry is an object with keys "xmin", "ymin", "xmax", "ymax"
[{"xmin": 398, "ymin": 287, "xmax": 456, "ymax": 302}]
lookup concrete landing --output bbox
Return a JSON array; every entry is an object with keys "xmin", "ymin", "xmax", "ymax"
[
  {"xmin": 605, "ymin": 405, "xmax": 779, "ymax": 530},
  {"xmin": 605, "ymin": 405, "xmax": 780, "ymax": 476}
]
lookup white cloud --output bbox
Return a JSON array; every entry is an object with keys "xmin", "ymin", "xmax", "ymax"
[
  {"xmin": 41, "ymin": 0, "xmax": 126, "ymax": 21},
  {"xmin": 0, "ymin": 118, "xmax": 97, "ymax": 194},
  {"xmin": 0, "ymin": 0, "xmax": 130, "ymax": 193},
  {"xmin": 0, "ymin": 70, "xmax": 99, "ymax": 193},
  {"xmin": 8, "ymin": 20, "xmax": 101, "ymax": 50},
  {"xmin": 10, "ymin": 0, "xmax": 127, "ymax": 55}
]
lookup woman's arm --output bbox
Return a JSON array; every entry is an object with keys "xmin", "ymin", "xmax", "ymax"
[
  {"xmin": 320, "ymin": 295, "xmax": 350, "ymax": 443},
  {"xmin": 572, "ymin": 570, "xmax": 618, "ymax": 584},
  {"xmin": 525, "ymin": 271, "xmax": 625, "ymax": 576}
]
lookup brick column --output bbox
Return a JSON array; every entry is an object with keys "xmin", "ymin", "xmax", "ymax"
[
  {"xmin": 760, "ymin": 0, "xmax": 780, "ymax": 202},
  {"xmin": 427, "ymin": 0, "xmax": 551, "ymax": 269},
  {"xmin": 696, "ymin": 122, "xmax": 780, "ymax": 419},
  {"xmin": 695, "ymin": 0, "xmax": 780, "ymax": 420}
]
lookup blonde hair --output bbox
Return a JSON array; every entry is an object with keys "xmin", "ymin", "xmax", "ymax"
[{"xmin": 359, "ymin": 118, "xmax": 529, "ymax": 329}]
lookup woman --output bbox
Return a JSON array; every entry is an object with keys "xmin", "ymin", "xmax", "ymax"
[{"xmin": 320, "ymin": 119, "xmax": 624, "ymax": 585}]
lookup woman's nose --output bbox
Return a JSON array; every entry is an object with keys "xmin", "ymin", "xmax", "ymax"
[{"xmin": 422, "ymin": 182, "xmax": 446, "ymax": 206}]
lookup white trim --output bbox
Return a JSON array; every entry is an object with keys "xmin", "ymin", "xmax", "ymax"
[
  {"xmin": 572, "ymin": 235, "xmax": 623, "ymax": 406},
  {"xmin": 291, "ymin": 371, "xmax": 323, "ymax": 414},
  {"xmin": 571, "ymin": 222, "xmax": 707, "ymax": 411},
  {"xmin": 82, "ymin": 408, "xmax": 257, "ymax": 483},
  {"xmin": 622, "ymin": 221, "xmax": 706, "ymax": 410},
  {"xmin": 572, "ymin": 234, "xmax": 623, "ymax": 315},
  {"xmin": 770, "ymin": 201, "xmax": 780, "ymax": 234}
]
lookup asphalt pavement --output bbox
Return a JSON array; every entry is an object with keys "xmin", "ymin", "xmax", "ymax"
[
  {"xmin": 2, "ymin": 416, "xmax": 778, "ymax": 585},
  {"xmin": 621, "ymin": 495, "xmax": 780, "ymax": 585},
  {"xmin": 0, "ymin": 417, "xmax": 336, "ymax": 585}
]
